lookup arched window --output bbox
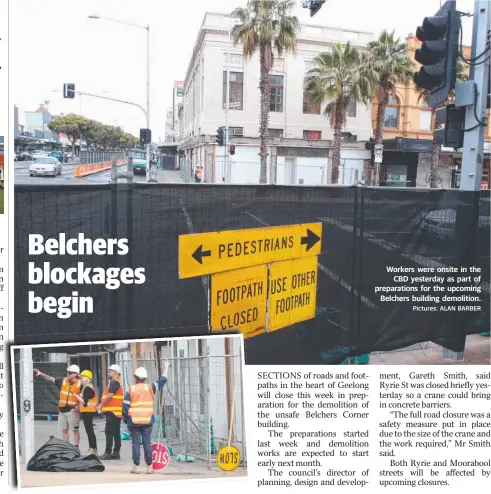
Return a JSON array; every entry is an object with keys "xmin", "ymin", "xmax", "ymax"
[
  {"xmin": 384, "ymin": 93, "xmax": 399, "ymax": 128},
  {"xmin": 419, "ymin": 99, "xmax": 432, "ymax": 131}
]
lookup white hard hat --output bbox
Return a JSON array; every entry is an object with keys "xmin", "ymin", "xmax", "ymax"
[
  {"xmin": 134, "ymin": 367, "xmax": 148, "ymax": 379},
  {"xmin": 67, "ymin": 365, "xmax": 80, "ymax": 374},
  {"xmin": 108, "ymin": 364, "xmax": 122, "ymax": 374}
]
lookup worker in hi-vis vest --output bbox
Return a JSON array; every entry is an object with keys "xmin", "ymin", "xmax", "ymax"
[
  {"xmin": 98, "ymin": 364, "xmax": 124, "ymax": 460},
  {"xmin": 75, "ymin": 370, "xmax": 99, "ymax": 455},
  {"xmin": 33, "ymin": 364, "xmax": 82, "ymax": 449},
  {"xmin": 122, "ymin": 361, "xmax": 169, "ymax": 474}
]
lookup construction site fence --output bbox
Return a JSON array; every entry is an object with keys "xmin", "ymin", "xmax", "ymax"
[
  {"xmin": 114, "ymin": 353, "xmax": 246, "ymax": 467},
  {"xmin": 14, "ymin": 183, "xmax": 490, "ymax": 364},
  {"xmin": 79, "ymin": 151, "xmax": 126, "ymax": 165}
]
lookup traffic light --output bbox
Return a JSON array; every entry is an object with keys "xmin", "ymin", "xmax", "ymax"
[
  {"xmin": 63, "ymin": 83, "xmax": 75, "ymax": 99},
  {"xmin": 414, "ymin": 1, "xmax": 461, "ymax": 107},
  {"xmin": 215, "ymin": 127, "xmax": 224, "ymax": 146},
  {"xmin": 229, "ymin": 145, "xmax": 235, "ymax": 155},
  {"xmin": 309, "ymin": 0, "xmax": 326, "ymax": 16},
  {"xmin": 139, "ymin": 128, "xmax": 151, "ymax": 145},
  {"xmin": 434, "ymin": 104, "xmax": 465, "ymax": 150}
]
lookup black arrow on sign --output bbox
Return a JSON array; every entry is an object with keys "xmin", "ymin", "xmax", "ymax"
[
  {"xmin": 192, "ymin": 245, "xmax": 211, "ymax": 264},
  {"xmin": 301, "ymin": 229, "xmax": 320, "ymax": 252}
]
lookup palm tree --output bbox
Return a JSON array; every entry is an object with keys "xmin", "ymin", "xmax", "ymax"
[
  {"xmin": 231, "ymin": 0, "xmax": 299, "ymax": 183},
  {"xmin": 415, "ymin": 59, "xmax": 467, "ymax": 188},
  {"xmin": 304, "ymin": 42, "xmax": 378, "ymax": 184},
  {"xmin": 368, "ymin": 31, "xmax": 414, "ymax": 147}
]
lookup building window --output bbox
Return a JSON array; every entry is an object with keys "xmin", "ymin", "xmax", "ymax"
[
  {"xmin": 383, "ymin": 93, "xmax": 399, "ymax": 129},
  {"xmin": 223, "ymin": 72, "xmax": 244, "ymax": 110},
  {"xmin": 268, "ymin": 128, "xmax": 284, "ymax": 138},
  {"xmin": 419, "ymin": 109, "xmax": 432, "ymax": 131},
  {"xmin": 270, "ymin": 75, "xmax": 284, "ymax": 112},
  {"xmin": 303, "ymin": 130, "xmax": 321, "ymax": 140},
  {"xmin": 346, "ymin": 95, "xmax": 357, "ymax": 118},
  {"xmin": 303, "ymin": 80, "xmax": 321, "ymax": 114}
]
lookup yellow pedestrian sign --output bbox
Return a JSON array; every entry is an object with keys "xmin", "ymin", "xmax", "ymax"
[
  {"xmin": 179, "ymin": 223, "xmax": 321, "ymax": 279},
  {"xmin": 210, "ymin": 265, "xmax": 268, "ymax": 338},
  {"xmin": 268, "ymin": 256, "xmax": 318, "ymax": 332},
  {"xmin": 217, "ymin": 445, "xmax": 241, "ymax": 471}
]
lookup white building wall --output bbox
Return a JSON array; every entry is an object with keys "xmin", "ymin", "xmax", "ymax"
[
  {"xmin": 182, "ymin": 12, "xmax": 375, "ymax": 144},
  {"xmin": 339, "ymin": 148, "xmax": 371, "ymax": 185}
]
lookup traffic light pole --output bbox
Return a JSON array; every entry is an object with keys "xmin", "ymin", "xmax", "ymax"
[
  {"xmin": 450, "ymin": 0, "xmax": 490, "ymax": 360},
  {"xmin": 459, "ymin": 0, "xmax": 489, "ymax": 192}
]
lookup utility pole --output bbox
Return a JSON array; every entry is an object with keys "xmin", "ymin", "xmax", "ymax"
[
  {"xmin": 145, "ymin": 25, "xmax": 151, "ymax": 183},
  {"xmin": 224, "ymin": 14, "xmax": 232, "ymax": 184},
  {"xmin": 20, "ymin": 347, "xmax": 35, "ymax": 465},
  {"xmin": 448, "ymin": 0, "xmax": 490, "ymax": 360}
]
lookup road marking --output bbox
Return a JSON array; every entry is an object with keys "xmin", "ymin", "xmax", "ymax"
[
  {"xmin": 240, "ymin": 210, "xmax": 377, "ymax": 308},
  {"xmin": 319, "ymin": 217, "xmax": 490, "ymax": 294}
]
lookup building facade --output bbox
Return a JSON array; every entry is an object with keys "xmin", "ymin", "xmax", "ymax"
[
  {"xmin": 177, "ymin": 12, "xmax": 375, "ymax": 185},
  {"xmin": 371, "ymin": 35, "xmax": 491, "ymax": 189}
]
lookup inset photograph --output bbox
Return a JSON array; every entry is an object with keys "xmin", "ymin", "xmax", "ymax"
[{"xmin": 12, "ymin": 334, "xmax": 247, "ymax": 487}]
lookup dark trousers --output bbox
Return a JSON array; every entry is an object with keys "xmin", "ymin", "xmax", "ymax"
[
  {"xmin": 81, "ymin": 412, "xmax": 97, "ymax": 450},
  {"xmin": 104, "ymin": 413, "xmax": 121, "ymax": 454},
  {"xmin": 128, "ymin": 425, "xmax": 153, "ymax": 466}
]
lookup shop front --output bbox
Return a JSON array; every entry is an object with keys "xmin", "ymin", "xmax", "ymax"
[{"xmin": 450, "ymin": 157, "xmax": 490, "ymax": 190}]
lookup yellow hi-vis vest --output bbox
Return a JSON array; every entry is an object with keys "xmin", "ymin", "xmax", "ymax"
[
  {"xmin": 128, "ymin": 383, "xmax": 154, "ymax": 425},
  {"xmin": 79, "ymin": 383, "xmax": 98, "ymax": 413},
  {"xmin": 101, "ymin": 378, "xmax": 123, "ymax": 417},
  {"xmin": 58, "ymin": 378, "xmax": 81, "ymax": 408}
]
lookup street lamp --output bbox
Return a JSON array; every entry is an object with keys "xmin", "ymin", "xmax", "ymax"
[{"xmin": 89, "ymin": 14, "xmax": 151, "ymax": 182}]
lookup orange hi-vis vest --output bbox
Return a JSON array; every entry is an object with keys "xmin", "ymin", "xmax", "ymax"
[
  {"xmin": 196, "ymin": 168, "xmax": 202, "ymax": 179},
  {"xmin": 58, "ymin": 378, "xmax": 82, "ymax": 408},
  {"xmin": 101, "ymin": 378, "xmax": 123, "ymax": 417},
  {"xmin": 79, "ymin": 383, "xmax": 98, "ymax": 413},
  {"xmin": 128, "ymin": 383, "xmax": 154, "ymax": 425}
]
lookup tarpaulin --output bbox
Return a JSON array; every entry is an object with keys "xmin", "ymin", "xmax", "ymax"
[
  {"xmin": 14, "ymin": 184, "xmax": 490, "ymax": 364},
  {"xmin": 27, "ymin": 436, "xmax": 105, "ymax": 472}
]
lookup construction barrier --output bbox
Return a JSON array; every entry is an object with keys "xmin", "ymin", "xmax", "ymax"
[{"xmin": 74, "ymin": 159, "xmax": 126, "ymax": 177}]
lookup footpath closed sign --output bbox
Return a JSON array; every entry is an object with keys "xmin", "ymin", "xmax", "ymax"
[
  {"xmin": 179, "ymin": 223, "xmax": 321, "ymax": 279},
  {"xmin": 269, "ymin": 256, "xmax": 318, "ymax": 332},
  {"xmin": 211, "ymin": 265, "xmax": 267, "ymax": 338}
]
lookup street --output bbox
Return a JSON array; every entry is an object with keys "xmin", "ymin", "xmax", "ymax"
[{"xmin": 14, "ymin": 162, "xmax": 149, "ymax": 185}]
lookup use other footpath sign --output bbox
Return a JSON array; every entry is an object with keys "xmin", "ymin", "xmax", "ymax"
[
  {"xmin": 210, "ymin": 257, "xmax": 318, "ymax": 337},
  {"xmin": 217, "ymin": 445, "xmax": 241, "ymax": 471},
  {"xmin": 268, "ymin": 256, "xmax": 318, "ymax": 332},
  {"xmin": 179, "ymin": 223, "xmax": 321, "ymax": 279},
  {"xmin": 210, "ymin": 264, "xmax": 267, "ymax": 338}
]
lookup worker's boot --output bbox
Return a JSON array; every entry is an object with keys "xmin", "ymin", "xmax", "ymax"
[
  {"xmin": 146, "ymin": 465, "xmax": 153, "ymax": 475},
  {"xmin": 111, "ymin": 452, "xmax": 121, "ymax": 460},
  {"xmin": 99, "ymin": 452, "xmax": 113, "ymax": 460},
  {"xmin": 130, "ymin": 464, "xmax": 140, "ymax": 474},
  {"xmin": 88, "ymin": 449, "xmax": 97, "ymax": 456}
]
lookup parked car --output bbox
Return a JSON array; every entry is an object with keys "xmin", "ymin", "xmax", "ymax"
[
  {"xmin": 29, "ymin": 157, "xmax": 62, "ymax": 177},
  {"xmin": 17, "ymin": 152, "xmax": 35, "ymax": 162},
  {"xmin": 49, "ymin": 151, "xmax": 66, "ymax": 163}
]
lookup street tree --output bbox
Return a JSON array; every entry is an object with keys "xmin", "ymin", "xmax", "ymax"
[
  {"xmin": 368, "ymin": 30, "xmax": 414, "ymax": 149},
  {"xmin": 304, "ymin": 42, "xmax": 378, "ymax": 184},
  {"xmin": 415, "ymin": 59, "xmax": 467, "ymax": 188},
  {"xmin": 47, "ymin": 114, "xmax": 90, "ymax": 158},
  {"xmin": 232, "ymin": 0, "xmax": 299, "ymax": 183},
  {"xmin": 120, "ymin": 133, "xmax": 138, "ymax": 150}
]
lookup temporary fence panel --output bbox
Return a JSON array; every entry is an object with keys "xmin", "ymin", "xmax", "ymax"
[
  {"xmin": 114, "ymin": 352, "xmax": 245, "ymax": 468},
  {"xmin": 14, "ymin": 184, "xmax": 490, "ymax": 363}
]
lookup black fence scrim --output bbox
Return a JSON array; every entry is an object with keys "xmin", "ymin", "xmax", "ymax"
[{"xmin": 15, "ymin": 184, "xmax": 490, "ymax": 364}]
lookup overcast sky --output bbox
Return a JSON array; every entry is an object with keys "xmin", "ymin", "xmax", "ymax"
[{"xmin": 12, "ymin": 0, "xmax": 476, "ymax": 140}]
